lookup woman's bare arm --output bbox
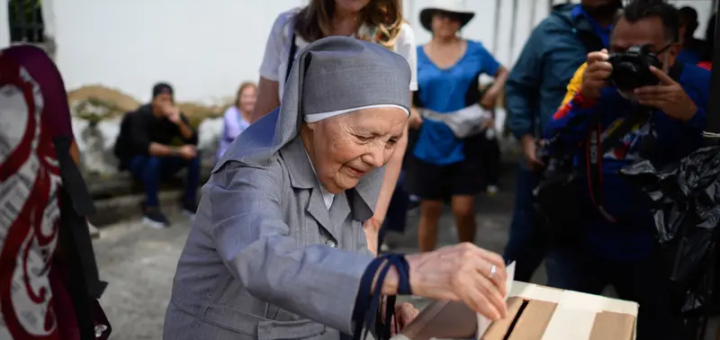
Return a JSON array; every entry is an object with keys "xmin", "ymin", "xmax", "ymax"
[
  {"xmin": 362, "ymin": 106, "xmax": 411, "ymax": 255},
  {"xmin": 250, "ymin": 77, "xmax": 281, "ymax": 123},
  {"xmin": 485, "ymin": 66, "xmax": 509, "ymax": 100}
]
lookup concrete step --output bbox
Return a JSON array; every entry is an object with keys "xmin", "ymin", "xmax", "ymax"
[
  {"xmin": 88, "ymin": 154, "xmax": 523, "ymax": 228},
  {"xmin": 89, "ymin": 188, "xmax": 199, "ymax": 227}
]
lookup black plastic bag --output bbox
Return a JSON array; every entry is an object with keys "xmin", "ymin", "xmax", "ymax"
[{"xmin": 621, "ymin": 146, "xmax": 720, "ymax": 313}]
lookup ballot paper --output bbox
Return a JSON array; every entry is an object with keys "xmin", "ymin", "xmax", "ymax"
[
  {"xmin": 476, "ymin": 262, "xmax": 515, "ymax": 339},
  {"xmin": 396, "ymin": 262, "xmax": 516, "ymax": 340}
]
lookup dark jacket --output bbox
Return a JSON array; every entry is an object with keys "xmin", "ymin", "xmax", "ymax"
[
  {"xmin": 505, "ymin": 4, "xmax": 605, "ymax": 145},
  {"xmin": 113, "ymin": 104, "xmax": 198, "ymax": 170},
  {"xmin": 544, "ymin": 63, "xmax": 710, "ymax": 260}
]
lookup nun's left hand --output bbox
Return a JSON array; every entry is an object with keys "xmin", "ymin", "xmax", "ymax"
[
  {"xmin": 382, "ymin": 300, "xmax": 420, "ymax": 335},
  {"xmin": 393, "ymin": 302, "xmax": 419, "ymax": 334}
]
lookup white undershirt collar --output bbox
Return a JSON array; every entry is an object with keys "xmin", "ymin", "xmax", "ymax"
[{"xmin": 305, "ymin": 151, "xmax": 335, "ymax": 210}]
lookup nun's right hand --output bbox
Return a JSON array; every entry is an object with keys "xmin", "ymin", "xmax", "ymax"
[{"xmin": 406, "ymin": 243, "xmax": 509, "ymax": 321}]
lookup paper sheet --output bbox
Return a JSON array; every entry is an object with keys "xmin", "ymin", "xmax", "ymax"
[{"xmin": 477, "ymin": 261, "xmax": 515, "ymax": 339}]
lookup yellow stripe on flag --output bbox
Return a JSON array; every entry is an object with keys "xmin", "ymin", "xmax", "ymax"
[{"xmin": 561, "ymin": 62, "xmax": 587, "ymax": 108}]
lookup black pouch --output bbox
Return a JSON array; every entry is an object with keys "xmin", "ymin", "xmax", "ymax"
[
  {"xmin": 534, "ymin": 156, "xmax": 585, "ymax": 245},
  {"xmin": 534, "ymin": 102, "xmax": 652, "ymax": 245}
]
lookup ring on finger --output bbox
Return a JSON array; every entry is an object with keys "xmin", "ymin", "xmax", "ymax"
[{"xmin": 488, "ymin": 264, "xmax": 497, "ymax": 278}]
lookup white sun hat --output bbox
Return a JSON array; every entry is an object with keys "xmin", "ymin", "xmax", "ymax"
[{"xmin": 419, "ymin": 0, "xmax": 475, "ymax": 32}]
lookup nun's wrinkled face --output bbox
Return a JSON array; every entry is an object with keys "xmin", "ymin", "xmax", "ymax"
[{"xmin": 303, "ymin": 107, "xmax": 408, "ymax": 194}]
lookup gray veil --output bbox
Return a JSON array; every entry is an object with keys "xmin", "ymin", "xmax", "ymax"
[{"xmin": 215, "ymin": 36, "xmax": 412, "ymax": 217}]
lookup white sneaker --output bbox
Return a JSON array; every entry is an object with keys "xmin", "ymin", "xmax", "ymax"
[
  {"xmin": 88, "ymin": 222, "xmax": 100, "ymax": 239},
  {"xmin": 142, "ymin": 210, "xmax": 170, "ymax": 229}
]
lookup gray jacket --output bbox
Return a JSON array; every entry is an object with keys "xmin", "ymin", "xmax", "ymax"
[{"xmin": 163, "ymin": 136, "xmax": 379, "ymax": 340}]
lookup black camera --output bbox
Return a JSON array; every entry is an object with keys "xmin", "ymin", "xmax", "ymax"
[{"xmin": 608, "ymin": 45, "xmax": 663, "ymax": 92}]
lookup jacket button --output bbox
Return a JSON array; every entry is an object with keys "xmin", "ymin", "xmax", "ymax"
[{"xmin": 325, "ymin": 239, "xmax": 337, "ymax": 248}]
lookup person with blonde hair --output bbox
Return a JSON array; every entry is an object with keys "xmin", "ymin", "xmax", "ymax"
[
  {"xmin": 216, "ymin": 82, "xmax": 257, "ymax": 162},
  {"xmin": 252, "ymin": 0, "xmax": 419, "ymax": 254}
]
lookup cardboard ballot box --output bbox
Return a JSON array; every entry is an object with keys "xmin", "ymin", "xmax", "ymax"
[
  {"xmin": 483, "ymin": 282, "xmax": 638, "ymax": 340},
  {"xmin": 398, "ymin": 281, "xmax": 639, "ymax": 340}
]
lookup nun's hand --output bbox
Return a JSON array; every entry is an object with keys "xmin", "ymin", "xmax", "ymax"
[
  {"xmin": 393, "ymin": 302, "xmax": 419, "ymax": 334},
  {"xmin": 405, "ymin": 243, "xmax": 508, "ymax": 321},
  {"xmin": 380, "ymin": 300, "xmax": 419, "ymax": 335}
]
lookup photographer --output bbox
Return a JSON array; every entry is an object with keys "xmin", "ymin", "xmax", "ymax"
[{"xmin": 542, "ymin": 0, "xmax": 709, "ymax": 338}]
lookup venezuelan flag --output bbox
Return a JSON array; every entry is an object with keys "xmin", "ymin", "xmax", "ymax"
[{"xmin": 561, "ymin": 62, "xmax": 587, "ymax": 107}]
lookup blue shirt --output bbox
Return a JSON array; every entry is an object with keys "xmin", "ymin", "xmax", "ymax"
[
  {"xmin": 677, "ymin": 41, "xmax": 704, "ymax": 65},
  {"xmin": 571, "ymin": 5, "xmax": 611, "ymax": 47},
  {"xmin": 413, "ymin": 40, "xmax": 500, "ymax": 165}
]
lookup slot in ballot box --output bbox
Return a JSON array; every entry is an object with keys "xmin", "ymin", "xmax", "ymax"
[{"xmin": 396, "ymin": 281, "xmax": 638, "ymax": 340}]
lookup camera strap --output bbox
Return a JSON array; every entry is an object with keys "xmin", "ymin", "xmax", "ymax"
[
  {"xmin": 587, "ymin": 107, "xmax": 650, "ymax": 222},
  {"xmin": 585, "ymin": 62, "xmax": 685, "ymax": 222}
]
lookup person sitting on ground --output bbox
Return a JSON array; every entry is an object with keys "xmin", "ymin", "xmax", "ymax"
[
  {"xmin": 216, "ymin": 81, "xmax": 256, "ymax": 163},
  {"xmin": 114, "ymin": 83, "xmax": 200, "ymax": 229}
]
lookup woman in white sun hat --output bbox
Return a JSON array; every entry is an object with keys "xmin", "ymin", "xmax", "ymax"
[{"xmin": 407, "ymin": 0, "xmax": 509, "ymax": 252}]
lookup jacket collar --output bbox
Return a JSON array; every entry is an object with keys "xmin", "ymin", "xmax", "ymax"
[
  {"xmin": 279, "ymin": 137, "xmax": 380, "ymax": 224},
  {"xmin": 279, "ymin": 137, "xmax": 315, "ymax": 189}
]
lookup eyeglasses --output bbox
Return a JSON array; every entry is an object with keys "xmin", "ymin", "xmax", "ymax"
[
  {"xmin": 613, "ymin": 43, "xmax": 673, "ymax": 55},
  {"xmin": 653, "ymin": 43, "xmax": 673, "ymax": 55}
]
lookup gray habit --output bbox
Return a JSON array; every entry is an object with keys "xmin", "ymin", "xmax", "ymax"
[{"xmin": 163, "ymin": 36, "xmax": 411, "ymax": 340}]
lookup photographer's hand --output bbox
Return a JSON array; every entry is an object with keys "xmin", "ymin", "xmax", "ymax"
[
  {"xmin": 635, "ymin": 66, "xmax": 697, "ymax": 122},
  {"xmin": 521, "ymin": 135, "xmax": 544, "ymax": 170},
  {"xmin": 580, "ymin": 49, "xmax": 612, "ymax": 100}
]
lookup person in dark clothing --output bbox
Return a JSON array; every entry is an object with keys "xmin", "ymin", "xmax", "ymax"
[
  {"xmin": 114, "ymin": 83, "xmax": 200, "ymax": 228},
  {"xmin": 677, "ymin": 6, "xmax": 705, "ymax": 65},
  {"xmin": 476, "ymin": 83, "xmax": 501, "ymax": 195},
  {"xmin": 544, "ymin": 0, "xmax": 709, "ymax": 338},
  {"xmin": 504, "ymin": 0, "xmax": 620, "ymax": 282},
  {"xmin": 698, "ymin": 13, "xmax": 715, "ymax": 70}
]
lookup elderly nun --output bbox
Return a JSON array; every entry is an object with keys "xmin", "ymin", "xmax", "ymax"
[{"xmin": 163, "ymin": 37, "xmax": 509, "ymax": 340}]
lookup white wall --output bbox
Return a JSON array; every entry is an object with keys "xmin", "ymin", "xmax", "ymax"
[
  {"xmin": 53, "ymin": 0, "xmax": 304, "ymax": 104},
  {"xmin": 51, "ymin": 0, "xmax": 548, "ymax": 103},
  {"xmin": 42, "ymin": 0, "xmax": 718, "ymax": 104},
  {"xmin": 406, "ymin": 0, "xmax": 552, "ymax": 69},
  {"xmin": 670, "ymin": 0, "xmax": 715, "ymax": 39}
]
